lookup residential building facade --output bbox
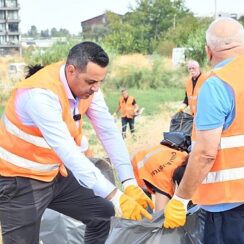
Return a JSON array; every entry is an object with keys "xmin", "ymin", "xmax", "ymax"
[{"xmin": 0, "ymin": 0, "xmax": 21, "ymax": 55}]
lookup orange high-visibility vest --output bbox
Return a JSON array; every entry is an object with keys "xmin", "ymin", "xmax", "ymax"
[
  {"xmin": 186, "ymin": 73, "xmax": 207, "ymax": 115},
  {"xmin": 192, "ymin": 55, "xmax": 244, "ymax": 205},
  {"xmin": 131, "ymin": 144, "xmax": 188, "ymax": 197},
  {"xmin": 0, "ymin": 61, "xmax": 92, "ymax": 182},
  {"xmin": 119, "ymin": 96, "xmax": 135, "ymax": 119}
]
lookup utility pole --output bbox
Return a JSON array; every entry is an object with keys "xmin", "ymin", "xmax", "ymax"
[{"xmin": 214, "ymin": 0, "xmax": 218, "ymax": 19}]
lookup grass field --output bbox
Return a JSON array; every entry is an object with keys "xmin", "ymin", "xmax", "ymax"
[{"xmin": 104, "ymin": 87, "xmax": 184, "ymax": 116}]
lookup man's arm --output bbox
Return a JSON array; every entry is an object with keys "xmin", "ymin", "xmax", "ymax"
[
  {"xmin": 19, "ymin": 88, "xmax": 116, "ymax": 198},
  {"xmin": 86, "ymin": 90, "xmax": 135, "ymax": 182},
  {"xmin": 176, "ymin": 127, "xmax": 222, "ymax": 199}
]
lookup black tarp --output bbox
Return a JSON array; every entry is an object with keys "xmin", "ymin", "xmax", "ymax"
[{"xmin": 106, "ymin": 207, "xmax": 205, "ymax": 244}]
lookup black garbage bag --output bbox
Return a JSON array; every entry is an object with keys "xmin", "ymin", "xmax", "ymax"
[
  {"xmin": 169, "ymin": 112, "xmax": 193, "ymax": 135},
  {"xmin": 105, "ymin": 208, "xmax": 205, "ymax": 244}
]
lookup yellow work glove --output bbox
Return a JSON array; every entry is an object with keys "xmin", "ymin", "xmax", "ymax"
[
  {"xmin": 123, "ymin": 179, "xmax": 154, "ymax": 210},
  {"xmin": 110, "ymin": 189, "xmax": 152, "ymax": 221},
  {"xmin": 163, "ymin": 195, "xmax": 190, "ymax": 228},
  {"xmin": 177, "ymin": 103, "xmax": 187, "ymax": 113}
]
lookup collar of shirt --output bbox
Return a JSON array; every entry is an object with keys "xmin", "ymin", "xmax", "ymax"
[{"xmin": 214, "ymin": 57, "xmax": 235, "ymax": 70}]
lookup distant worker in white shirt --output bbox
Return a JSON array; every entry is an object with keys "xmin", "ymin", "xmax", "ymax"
[{"xmin": 0, "ymin": 41, "xmax": 154, "ymax": 244}]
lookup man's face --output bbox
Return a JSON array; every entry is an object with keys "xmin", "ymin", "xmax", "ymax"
[
  {"xmin": 66, "ymin": 62, "xmax": 107, "ymax": 99},
  {"xmin": 122, "ymin": 90, "xmax": 128, "ymax": 98},
  {"xmin": 187, "ymin": 65, "xmax": 200, "ymax": 79}
]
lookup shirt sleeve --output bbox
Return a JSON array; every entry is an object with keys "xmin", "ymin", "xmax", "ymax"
[
  {"xmin": 86, "ymin": 89, "xmax": 135, "ymax": 182},
  {"xmin": 18, "ymin": 88, "xmax": 116, "ymax": 198},
  {"xmin": 195, "ymin": 77, "xmax": 235, "ymax": 131}
]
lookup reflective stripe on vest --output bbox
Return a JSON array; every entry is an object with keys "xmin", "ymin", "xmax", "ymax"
[
  {"xmin": 2, "ymin": 115, "xmax": 51, "ymax": 149},
  {"xmin": 0, "ymin": 146, "xmax": 59, "ymax": 172},
  {"xmin": 137, "ymin": 148, "xmax": 162, "ymax": 169},
  {"xmin": 192, "ymin": 134, "xmax": 244, "ymax": 150},
  {"xmin": 203, "ymin": 166, "xmax": 244, "ymax": 184},
  {"xmin": 220, "ymin": 134, "xmax": 244, "ymax": 149}
]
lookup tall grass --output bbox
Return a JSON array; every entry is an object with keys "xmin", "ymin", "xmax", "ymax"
[{"xmin": 103, "ymin": 87, "xmax": 184, "ymax": 116}]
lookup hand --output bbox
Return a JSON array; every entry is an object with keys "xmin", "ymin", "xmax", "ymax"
[
  {"xmin": 177, "ymin": 103, "xmax": 187, "ymax": 113},
  {"xmin": 123, "ymin": 179, "xmax": 154, "ymax": 210},
  {"xmin": 163, "ymin": 195, "xmax": 189, "ymax": 228},
  {"xmin": 110, "ymin": 189, "xmax": 152, "ymax": 221}
]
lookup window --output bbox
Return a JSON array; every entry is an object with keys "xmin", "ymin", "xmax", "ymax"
[
  {"xmin": 8, "ymin": 22, "xmax": 18, "ymax": 32},
  {"xmin": 0, "ymin": 23, "xmax": 5, "ymax": 32},
  {"xmin": 7, "ymin": 10, "xmax": 18, "ymax": 19},
  {"xmin": 5, "ymin": 0, "xmax": 17, "ymax": 8},
  {"xmin": 0, "ymin": 0, "xmax": 4, "ymax": 8},
  {"xmin": 0, "ymin": 35, "xmax": 6, "ymax": 44},
  {"xmin": 0, "ymin": 11, "xmax": 5, "ymax": 20},
  {"xmin": 8, "ymin": 35, "xmax": 19, "ymax": 44}
]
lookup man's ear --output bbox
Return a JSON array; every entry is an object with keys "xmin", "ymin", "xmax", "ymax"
[
  {"xmin": 66, "ymin": 64, "xmax": 76, "ymax": 77},
  {"xmin": 205, "ymin": 45, "xmax": 213, "ymax": 62}
]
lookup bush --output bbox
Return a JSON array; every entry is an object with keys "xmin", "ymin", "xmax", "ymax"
[{"xmin": 105, "ymin": 54, "xmax": 186, "ymax": 90}]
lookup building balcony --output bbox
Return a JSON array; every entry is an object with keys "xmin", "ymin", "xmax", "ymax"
[
  {"xmin": 0, "ymin": 4, "xmax": 20, "ymax": 10},
  {"xmin": 7, "ymin": 31, "xmax": 20, "ymax": 35},
  {"xmin": 6, "ymin": 18, "xmax": 20, "ymax": 23}
]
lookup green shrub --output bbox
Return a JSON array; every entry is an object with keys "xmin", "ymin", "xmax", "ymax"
[{"xmin": 105, "ymin": 55, "xmax": 186, "ymax": 90}]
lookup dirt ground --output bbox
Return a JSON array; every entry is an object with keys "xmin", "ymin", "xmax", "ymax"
[{"xmin": 90, "ymin": 101, "xmax": 179, "ymax": 158}]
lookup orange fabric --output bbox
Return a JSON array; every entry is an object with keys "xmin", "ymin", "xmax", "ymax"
[
  {"xmin": 132, "ymin": 144, "xmax": 188, "ymax": 197},
  {"xmin": 185, "ymin": 73, "xmax": 207, "ymax": 115},
  {"xmin": 192, "ymin": 55, "xmax": 244, "ymax": 205},
  {"xmin": 119, "ymin": 96, "xmax": 135, "ymax": 119},
  {"xmin": 0, "ymin": 62, "xmax": 92, "ymax": 182}
]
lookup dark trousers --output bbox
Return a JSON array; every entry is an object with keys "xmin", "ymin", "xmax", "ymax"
[
  {"xmin": 203, "ymin": 204, "xmax": 244, "ymax": 244},
  {"xmin": 121, "ymin": 117, "xmax": 135, "ymax": 138},
  {"xmin": 0, "ymin": 171, "xmax": 114, "ymax": 244}
]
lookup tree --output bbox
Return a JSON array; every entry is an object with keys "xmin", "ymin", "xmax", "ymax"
[
  {"xmin": 28, "ymin": 25, "xmax": 38, "ymax": 37},
  {"xmin": 40, "ymin": 29, "xmax": 50, "ymax": 38},
  {"xmin": 51, "ymin": 27, "xmax": 59, "ymax": 37},
  {"xmin": 103, "ymin": 0, "xmax": 190, "ymax": 54},
  {"xmin": 185, "ymin": 17, "xmax": 213, "ymax": 65}
]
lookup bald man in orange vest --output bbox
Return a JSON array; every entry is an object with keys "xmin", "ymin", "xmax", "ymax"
[
  {"xmin": 164, "ymin": 17, "xmax": 244, "ymax": 244},
  {"xmin": 177, "ymin": 60, "xmax": 207, "ymax": 115}
]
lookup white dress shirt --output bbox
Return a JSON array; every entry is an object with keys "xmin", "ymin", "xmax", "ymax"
[{"xmin": 14, "ymin": 65, "xmax": 135, "ymax": 198}]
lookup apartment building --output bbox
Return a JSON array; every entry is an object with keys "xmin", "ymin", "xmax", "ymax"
[{"xmin": 0, "ymin": 0, "xmax": 21, "ymax": 55}]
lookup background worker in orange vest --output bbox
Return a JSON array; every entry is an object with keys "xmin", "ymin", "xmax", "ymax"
[
  {"xmin": 0, "ymin": 42, "xmax": 153, "ymax": 244},
  {"xmin": 114, "ymin": 88, "xmax": 139, "ymax": 138},
  {"xmin": 131, "ymin": 132, "xmax": 190, "ymax": 211},
  {"xmin": 177, "ymin": 60, "xmax": 206, "ymax": 115},
  {"xmin": 164, "ymin": 18, "xmax": 244, "ymax": 244}
]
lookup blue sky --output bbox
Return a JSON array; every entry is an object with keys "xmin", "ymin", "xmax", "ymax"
[{"xmin": 18, "ymin": 0, "xmax": 244, "ymax": 34}]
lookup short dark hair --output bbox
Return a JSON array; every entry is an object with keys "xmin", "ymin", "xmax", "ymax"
[
  {"xmin": 25, "ymin": 64, "xmax": 44, "ymax": 78},
  {"xmin": 66, "ymin": 41, "xmax": 109, "ymax": 72}
]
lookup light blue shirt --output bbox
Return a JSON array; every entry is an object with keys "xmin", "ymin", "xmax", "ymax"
[
  {"xmin": 14, "ymin": 65, "xmax": 135, "ymax": 198},
  {"xmin": 195, "ymin": 58, "xmax": 243, "ymax": 212}
]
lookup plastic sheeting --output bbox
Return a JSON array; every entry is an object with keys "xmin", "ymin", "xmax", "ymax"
[
  {"xmin": 106, "ymin": 209, "xmax": 205, "ymax": 244},
  {"xmin": 39, "ymin": 157, "xmax": 115, "ymax": 244},
  {"xmin": 40, "ymin": 209, "xmax": 85, "ymax": 244},
  {"xmin": 169, "ymin": 112, "xmax": 193, "ymax": 135}
]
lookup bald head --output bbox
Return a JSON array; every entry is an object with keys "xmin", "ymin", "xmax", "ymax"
[
  {"xmin": 206, "ymin": 17, "xmax": 244, "ymax": 51},
  {"xmin": 187, "ymin": 60, "xmax": 200, "ymax": 79}
]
